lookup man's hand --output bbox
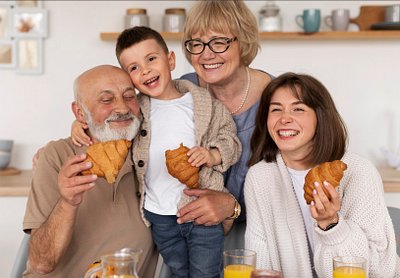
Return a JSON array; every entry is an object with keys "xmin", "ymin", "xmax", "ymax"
[
  {"xmin": 29, "ymin": 153, "xmax": 97, "ymax": 274},
  {"xmin": 177, "ymin": 189, "xmax": 235, "ymax": 226},
  {"xmin": 58, "ymin": 154, "xmax": 97, "ymax": 207}
]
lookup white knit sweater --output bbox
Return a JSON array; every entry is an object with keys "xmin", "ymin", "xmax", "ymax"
[{"xmin": 244, "ymin": 152, "xmax": 400, "ymax": 278}]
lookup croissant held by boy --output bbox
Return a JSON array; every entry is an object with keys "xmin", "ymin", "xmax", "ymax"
[
  {"xmin": 165, "ymin": 143, "xmax": 199, "ymax": 189},
  {"xmin": 303, "ymin": 160, "xmax": 347, "ymax": 204}
]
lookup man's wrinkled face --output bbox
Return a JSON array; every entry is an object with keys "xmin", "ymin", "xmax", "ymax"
[{"xmin": 75, "ymin": 66, "xmax": 143, "ymax": 142}]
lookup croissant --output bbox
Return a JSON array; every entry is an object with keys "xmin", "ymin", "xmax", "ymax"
[
  {"xmin": 82, "ymin": 139, "xmax": 132, "ymax": 184},
  {"xmin": 303, "ymin": 160, "xmax": 347, "ymax": 204},
  {"xmin": 165, "ymin": 143, "xmax": 199, "ymax": 189}
]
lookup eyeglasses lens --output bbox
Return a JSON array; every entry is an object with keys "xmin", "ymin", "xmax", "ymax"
[{"xmin": 185, "ymin": 37, "xmax": 235, "ymax": 55}]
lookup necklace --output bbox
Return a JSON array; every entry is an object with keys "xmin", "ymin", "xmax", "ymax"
[{"xmin": 207, "ymin": 67, "xmax": 251, "ymax": 115}]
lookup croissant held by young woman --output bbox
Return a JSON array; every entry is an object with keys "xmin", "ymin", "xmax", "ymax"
[{"xmin": 303, "ymin": 160, "xmax": 347, "ymax": 204}]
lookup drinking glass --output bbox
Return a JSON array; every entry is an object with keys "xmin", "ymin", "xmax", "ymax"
[
  {"xmin": 251, "ymin": 269, "xmax": 282, "ymax": 278},
  {"xmin": 224, "ymin": 249, "xmax": 257, "ymax": 278},
  {"xmin": 333, "ymin": 256, "xmax": 366, "ymax": 278}
]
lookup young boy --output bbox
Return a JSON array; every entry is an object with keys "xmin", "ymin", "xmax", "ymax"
[
  {"xmin": 120, "ymin": 26, "xmax": 242, "ymax": 277},
  {"xmin": 73, "ymin": 26, "xmax": 241, "ymax": 277}
]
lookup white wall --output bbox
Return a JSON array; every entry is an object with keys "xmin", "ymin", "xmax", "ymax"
[
  {"xmin": 1, "ymin": 1, "xmax": 400, "ymax": 277},
  {"xmin": 1, "ymin": 1, "xmax": 400, "ymax": 169}
]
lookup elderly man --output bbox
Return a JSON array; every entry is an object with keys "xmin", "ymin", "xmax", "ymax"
[{"xmin": 22, "ymin": 65, "xmax": 158, "ymax": 277}]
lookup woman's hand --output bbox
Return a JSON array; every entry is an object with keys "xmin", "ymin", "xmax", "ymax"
[
  {"xmin": 71, "ymin": 120, "xmax": 91, "ymax": 147},
  {"xmin": 310, "ymin": 181, "xmax": 340, "ymax": 229},
  {"xmin": 177, "ymin": 189, "xmax": 236, "ymax": 226}
]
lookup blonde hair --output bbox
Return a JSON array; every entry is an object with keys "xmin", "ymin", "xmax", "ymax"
[{"xmin": 183, "ymin": 0, "xmax": 260, "ymax": 66}]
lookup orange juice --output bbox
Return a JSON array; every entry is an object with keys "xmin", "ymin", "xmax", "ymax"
[
  {"xmin": 333, "ymin": 266, "xmax": 366, "ymax": 278},
  {"xmin": 224, "ymin": 264, "xmax": 255, "ymax": 278}
]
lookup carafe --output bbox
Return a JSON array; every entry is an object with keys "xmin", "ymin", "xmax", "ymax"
[
  {"xmin": 85, "ymin": 248, "xmax": 142, "ymax": 278},
  {"xmin": 259, "ymin": 1, "xmax": 282, "ymax": 32}
]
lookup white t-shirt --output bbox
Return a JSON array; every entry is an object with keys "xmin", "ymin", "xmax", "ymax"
[
  {"xmin": 144, "ymin": 92, "xmax": 196, "ymax": 215},
  {"xmin": 288, "ymin": 167, "xmax": 314, "ymax": 253}
]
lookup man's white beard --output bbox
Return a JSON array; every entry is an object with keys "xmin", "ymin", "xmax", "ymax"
[{"xmin": 82, "ymin": 105, "xmax": 141, "ymax": 142}]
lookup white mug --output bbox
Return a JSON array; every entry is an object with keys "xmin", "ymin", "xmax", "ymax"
[
  {"xmin": 385, "ymin": 5, "xmax": 400, "ymax": 22},
  {"xmin": 324, "ymin": 9, "xmax": 350, "ymax": 31}
]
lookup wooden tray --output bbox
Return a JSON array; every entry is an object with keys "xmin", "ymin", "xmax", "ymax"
[
  {"xmin": 0, "ymin": 167, "xmax": 22, "ymax": 176},
  {"xmin": 350, "ymin": 6, "xmax": 386, "ymax": 30}
]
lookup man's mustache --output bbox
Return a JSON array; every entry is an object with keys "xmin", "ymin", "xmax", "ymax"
[{"xmin": 105, "ymin": 112, "xmax": 136, "ymax": 123}]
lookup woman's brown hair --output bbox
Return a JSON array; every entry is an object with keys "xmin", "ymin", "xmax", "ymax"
[{"xmin": 248, "ymin": 72, "xmax": 348, "ymax": 167}]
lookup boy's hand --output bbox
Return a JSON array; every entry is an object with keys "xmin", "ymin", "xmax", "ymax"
[
  {"xmin": 32, "ymin": 147, "xmax": 45, "ymax": 172},
  {"xmin": 71, "ymin": 120, "xmax": 92, "ymax": 147},
  {"xmin": 187, "ymin": 146, "xmax": 221, "ymax": 168}
]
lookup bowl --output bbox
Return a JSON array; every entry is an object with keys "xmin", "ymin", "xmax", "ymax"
[
  {"xmin": 0, "ymin": 152, "xmax": 11, "ymax": 169},
  {"xmin": 0, "ymin": 139, "xmax": 14, "ymax": 152}
]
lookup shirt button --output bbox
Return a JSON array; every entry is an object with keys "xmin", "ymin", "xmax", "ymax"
[
  {"xmin": 140, "ymin": 129, "xmax": 147, "ymax": 137},
  {"xmin": 136, "ymin": 192, "xmax": 141, "ymax": 198},
  {"xmin": 138, "ymin": 160, "xmax": 145, "ymax": 167}
]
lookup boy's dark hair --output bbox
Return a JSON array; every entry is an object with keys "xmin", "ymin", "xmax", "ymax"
[
  {"xmin": 115, "ymin": 26, "xmax": 169, "ymax": 61},
  {"xmin": 249, "ymin": 72, "xmax": 348, "ymax": 167}
]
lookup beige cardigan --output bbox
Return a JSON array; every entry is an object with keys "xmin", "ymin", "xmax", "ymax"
[{"xmin": 132, "ymin": 79, "xmax": 242, "ymax": 226}]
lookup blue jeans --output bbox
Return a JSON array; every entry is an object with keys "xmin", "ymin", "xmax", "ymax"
[{"xmin": 144, "ymin": 209, "xmax": 224, "ymax": 278}]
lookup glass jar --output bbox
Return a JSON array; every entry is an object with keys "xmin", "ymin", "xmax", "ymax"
[
  {"xmin": 124, "ymin": 8, "xmax": 149, "ymax": 29},
  {"xmin": 163, "ymin": 8, "xmax": 186, "ymax": 32},
  {"xmin": 259, "ymin": 1, "xmax": 282, "ymax": 32}
]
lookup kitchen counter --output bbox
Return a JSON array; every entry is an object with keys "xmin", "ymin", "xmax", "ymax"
[
  {"xmin": 0, "ymin": 170, "xmax": 31, "ymax": 196},
  {"xmin": 0, "ymin": 168, "xmax": 400, "ymax": 196}
]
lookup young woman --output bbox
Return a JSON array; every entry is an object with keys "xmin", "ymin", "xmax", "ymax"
[{"xmin": 244, "ymin": 72, "xmax": 400, "ymax": 277}]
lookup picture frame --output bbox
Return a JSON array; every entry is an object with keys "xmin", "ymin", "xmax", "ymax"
[
  {"xmin": 0, "ymin": 5, "xmax": 12, "ymax": 38},
  {"xmin": 16, "ymin": 38, "xmax": 42, "ymax": 74},
  {"xmin": 1, "ymin": 1, "xmax": 17, "ymax": 7},
  {"xmin": 16, "ymin": 0, "xmax": 43, "ymax": 8},
  {"xmin": 0, "ymin": 38, "xmax": 16, "ymax": 68},
  {"xmin": 11, "ymin": 8, "xmax": 47, "ymax": 37}
]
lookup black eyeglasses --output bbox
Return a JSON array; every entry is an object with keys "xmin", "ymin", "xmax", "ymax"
[{"xmin": 184, "ymin": 37, "xmax": 237, "ymax": 55}]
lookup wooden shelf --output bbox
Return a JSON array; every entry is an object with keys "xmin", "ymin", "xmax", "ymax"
[
  {"xmin": 100, "ymin": 31, "xmax": 400, "ymax": 41},
  {"xmin": 100, "ymin": 32, "xmax": 183, "ymax": 41}
]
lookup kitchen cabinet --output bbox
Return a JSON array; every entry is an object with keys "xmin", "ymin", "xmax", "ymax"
[{"xmin": 100, "ymin": 31, "xmax": 400, "ymax": 41}]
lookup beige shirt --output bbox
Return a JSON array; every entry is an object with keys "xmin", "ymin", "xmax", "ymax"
[{"xmin": 23, "ymin": 138, "xmax": 158, "ymax": 278}]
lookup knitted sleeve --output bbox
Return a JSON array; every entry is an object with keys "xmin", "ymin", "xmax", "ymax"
[
  {"xmin": 207, "ymin": 99, "xmax": 242, "ymax": 173},
  {"xmin": 244, "ymin": 163, "xmax": 274, "ymax": 269},
  {"xmin": 313, "ymin": 153, "xmax": 400, "ymax": 277}
]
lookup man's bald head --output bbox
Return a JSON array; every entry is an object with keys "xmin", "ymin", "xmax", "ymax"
[
  {"xmin": 74, "ymin": 65, "xmax": 128, "ymax": 103},
  {"xmin": 72, "ymin": 65, "xmax": 141, "ymax": 143}
]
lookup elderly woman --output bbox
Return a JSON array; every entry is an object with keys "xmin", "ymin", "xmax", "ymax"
[{"xmin": 176, "ymin": 0, "xmax": 273, "ymax": 246}]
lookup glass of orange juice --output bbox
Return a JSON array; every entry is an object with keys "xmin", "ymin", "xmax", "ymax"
[
  {"xmin": 333, "ymin": 256, "xmax": 366, "ymax": 278},
  {"xmin": 223, "ymin": 249, "xmax": 256, "ymax": 278}
]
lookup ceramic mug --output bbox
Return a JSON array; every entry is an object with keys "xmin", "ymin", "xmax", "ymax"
[
  {"xmin": 296, "ymin": 9, "xmax": 321, "ymax": 33},
  {"xmin": 385, "ymin": 5, "xmax": 400, "ymax": 22},
  {"xmin": 324, "ymin": 9, "xmax": 350, "ymax": 31}
]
